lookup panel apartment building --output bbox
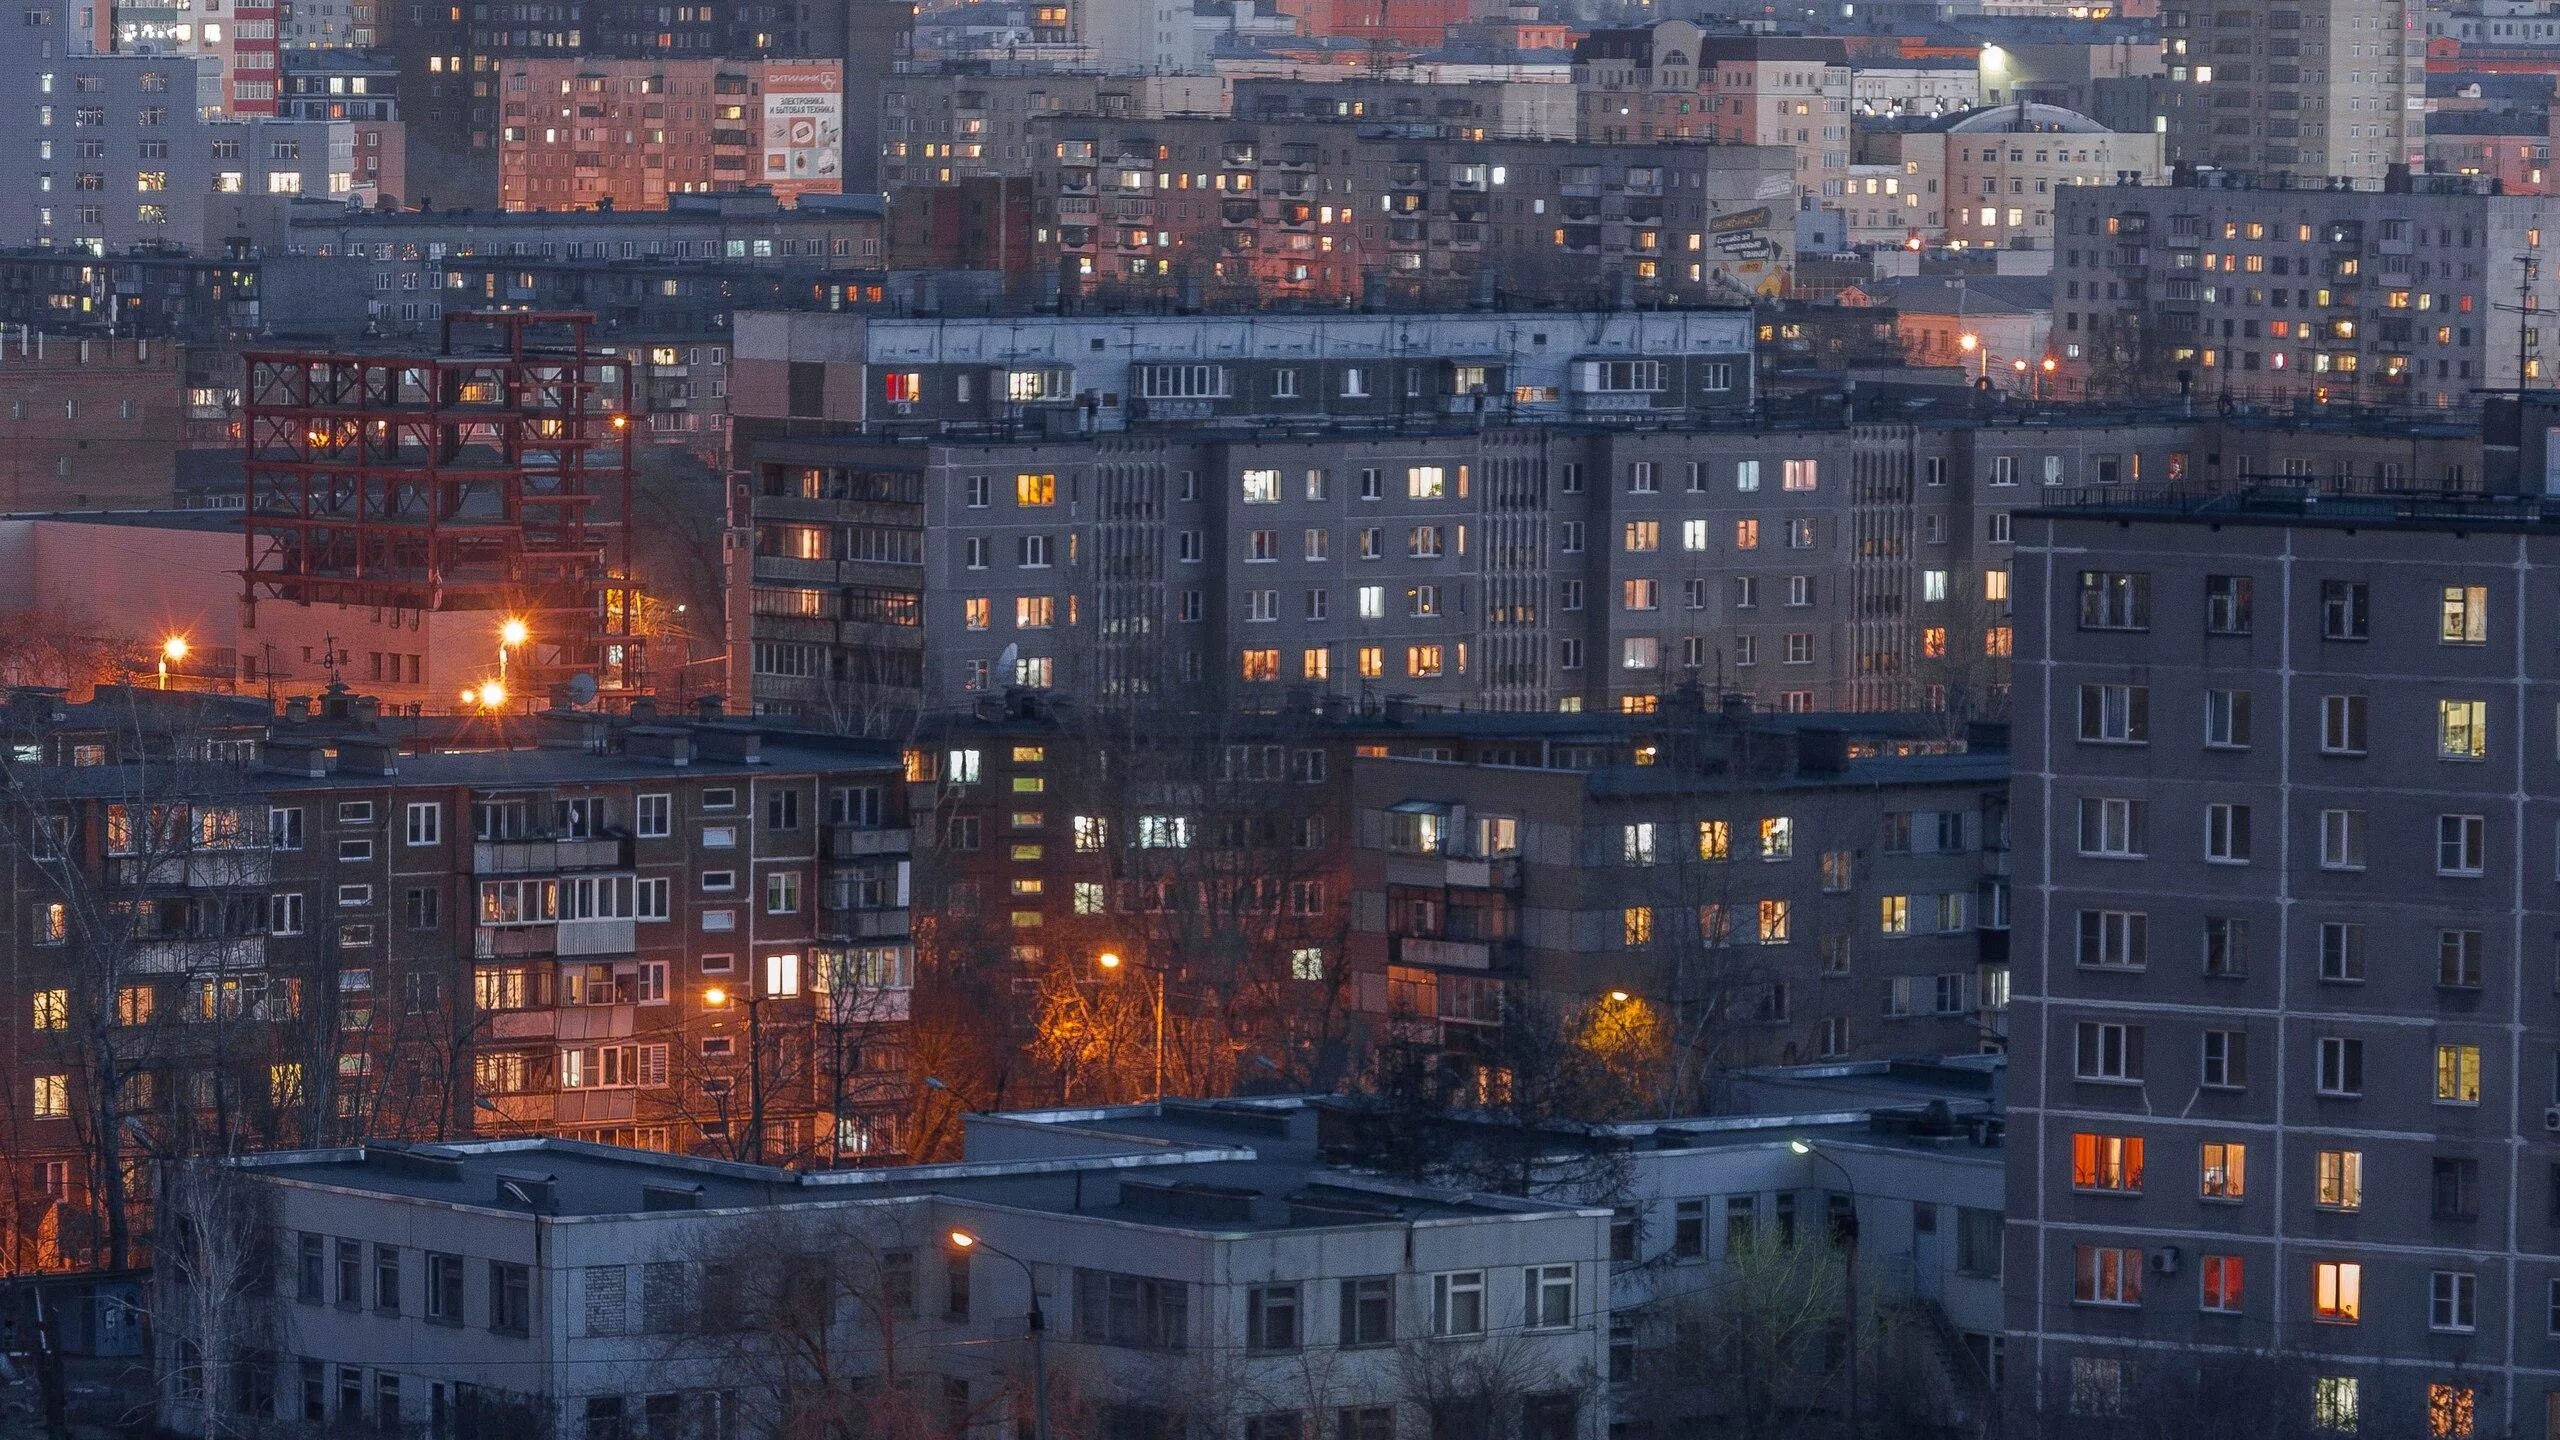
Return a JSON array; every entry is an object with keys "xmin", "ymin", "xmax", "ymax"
[
  {"xmin": 2157, "ymin": 0, "xmax": 2422, "ymax": 189},
  {"xmin": 1020, "ymin": 114, "xmax": 1799, "ymax": 310},
  {"xmin": 2052, "ymin": 171, "xmax": 2541, "ymax": 411},
  {"xmin": 2007, "ymin": 487, "xmax": 2560, "ymax": 1435}
]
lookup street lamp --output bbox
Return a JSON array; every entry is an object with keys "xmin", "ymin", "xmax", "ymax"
[
  {"xmin": 157, "ymin": 635, "xmax": 187, "ymax": 691},
  {"xmin": 704, "ymin": 981, "xmax": 770, "ymax": 1163},
  {"xmin": 498, "ymin": 617, "xmax": 529, "ymax": 688},
  {"xmin": 946, "ymin": 1229, "xmax": 1049, "ymax": 1440},
  {"xmin": 1956, "ymin": 331, "xmax": 1987, "ymax": 381},
  {"xmin": 1095, "ymin": 950, "xmax": 1168, "ymax": 1102},
  {"xmin": 477, "ymin": 680, "xmax": 507, "ymax": 711},
  {"xmin": 1790, "ymin": 1139, "xmax": 1862, "ymax": 1439}
]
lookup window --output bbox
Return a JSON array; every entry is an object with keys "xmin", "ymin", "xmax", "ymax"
[
  {"xmin": 2441, "ymin": 584, "xmax": 2487, "ymax": 645},
  {"xmin": 2432, "ymin": 1158, "xmax": 2479, "ymax": 1222},
  {"xmin": 2430, "ymin": 1384, "xmax": 2475, "ymax": 1439},
  {"xmin": 2322, "ymin": 581, "xmax": 2369, "ymax": 640},
  {"xmin": 635, "ymin": 794, "xmax": 671, "ymax": 838},
  {"xmin": 2318, "ymin": 1037, "xmax": 2364, "ymax": 1097},
  {"xmin": 1339, "ymin": 1278, "xmax": 1392, "ymax": 1348},
  {"xmin": 2204, "ymin": 689, "xmax": 2251, "ymax": 748},
  {"xmin": 403, "ymin": 803, "xmax": 440, "ymax": 846},
  {"xmin": 2069, "ymin": 1133, "xmax": 2144, "ymax": 1192},
  {"xmin": 2200, "ymin": 1142, "xmax": 2246, "ymax": 1200},
  {"xmin": 2439, "ymin": 699, "xmax": 2488, "ymax": 760},
  {"xmin": 2319, "ymin": 809, "xmax": 2366, "ymax": 870},
  {"xmin": 2205, "ymin": 575, "xmax": 2252, "ymax": 635},
  {"xmin": 489, "ymin": 1261, "xmax": 530, "ymax": 1335},
  {"xmin": 2315, "ymin": 1151, "xmax": 2363, "ymax": 1211},
  {"xmin": 2071, "ymin": 1246, "xmax": 2141, "ymax": 1306},
  {"xmin": 1431, "ymin": 1271, "xmax": 1485, "ymax": 1337},
  {"xmin": 2074, "ymin": 1022, "xmax": 2142, "ymax": 1082},
  {"xmin": 2436, "ymin": 1044, "xmax": 2482, "ymax": 1104},
  {"xmin": 2076, "ymin": 910, "xmax": 2146, "ymax": 969},
  {"xmin": 426, "ymin": 1253, "xmax": 463, "ymax": 1324},
  {"xmin": 1523, "ymin": 1265, "xmax": 1573, "ymax": 1329},
  {"xmin": 2201, "ymin": 1254, "xmax": 2244, "ymax": 1314},
  {"xmin": 374, "ymin": 1245, "xmax": 399, "ymax": 1313},
  {"xmin": 2205, "ymin": 803, "xmax": 2251, "ymax": 863},
  {"xmin": 2077, "ymin": 571, "xmax": 2150, "ymax": 630},
  {"xmin": 2077, "ymin": 797, "xmax": 2145, "ymax": 857},
  {"xmin": 1246, "ymin": 1285, "xmax": 1299, "ymax": 1352},
  {"xmin": 2320, "ymin": 694, "xmax": 2368, "ymax": 755},
  {"xmin": 2313, "ymin": 1261, "xmax": 2361, "ymax": 1324},
  {"xmin": 2201, "ymin": 1026, "xmax": 2248, "ymax": 1087},
  {"xmin": 2077, "ymin": 684, "xmax": 2148, "ymax": 744},
  {"xmin": 2440, "ymin": 929, "xmax": 2484, "ymax": 988},
  {"xmin": 2313, "ymin": 1377, "xmax": 2358, "ymax": 1432},
  {"xmin": 2439, "ymin": 814, "xmax": 2486, "ymax": 876}
]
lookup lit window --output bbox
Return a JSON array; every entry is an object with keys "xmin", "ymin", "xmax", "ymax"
[{"xmin": 2312, "ymin": 1261, "xmax": 2361, "ymax": 1324}]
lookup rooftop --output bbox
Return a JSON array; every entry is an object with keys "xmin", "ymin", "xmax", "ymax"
[
  {"xmin": 242, "ymin": 1103, "xmax": 1599, "ymax": 1231},
  {"xmin": 2026, "ymin": 482, "xmax": 2560, "ymax": 534}
]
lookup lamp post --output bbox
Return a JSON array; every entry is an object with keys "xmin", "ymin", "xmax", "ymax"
[
  {"xmin": 703, "ymin": 981, "xmax": 769, "ymax": 1163},
  {"xmin": 1790, "ymin": 1139, "xmax": 1861, "ymax": 1440},
  {"xmin": 498, "ymin": 617, "xmax": 528, "ymax": 690},
  {"xmin": 1956, "ymin": 331, "xmax": 1985, "ymax": 381},
  {"xmin": 1095, "ymin": 950, "xmax": 1168, "ymax": 1102},
  {"xmin": 157, "ymin": 635, "xmax": 187, "ymax": 691},
  {"xmin": 948, "ymin": 1229, "xmax": 1049, "ymax": 1440}
]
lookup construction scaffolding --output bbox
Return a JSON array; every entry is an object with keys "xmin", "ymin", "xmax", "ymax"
[{"xmin": 240, "ymin": 312, "xmax": 646, "ymax": 702}]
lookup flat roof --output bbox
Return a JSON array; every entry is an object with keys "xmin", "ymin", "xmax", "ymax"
[
  {"xmin": 2025, "ymin": 485, "xmax": 2560, "ymax": 535},
  {"xmin": 244, "ymin": 1108, "xmax": 1597, "ymax": 1231}
]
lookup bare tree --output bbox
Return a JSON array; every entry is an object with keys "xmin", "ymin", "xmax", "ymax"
[{"xmin": 152, "ymin": 1158, "xmax": 274, "ymax": 1440}]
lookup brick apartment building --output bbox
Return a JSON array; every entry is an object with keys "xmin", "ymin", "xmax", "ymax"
[
  {"xmin": 0, "ymin": 686, "xmax": 912, "ymax": 1271},
  {"xmin": 905, "ymin": 688, "xmax": 2004, "ymax": 1102},
  {"xmin": 2008, "ymin": 486, "xmax": 2560, "ymax": 1434}
]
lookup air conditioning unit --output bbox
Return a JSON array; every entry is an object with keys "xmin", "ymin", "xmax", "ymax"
[
  {"xmin": 2542, "ymin": 1106, "xmax": 2560, "ymax": 1133},
  {"xmin": 2147, "ymin": 1246, "xmax": 2181, "ymax": 1276}
]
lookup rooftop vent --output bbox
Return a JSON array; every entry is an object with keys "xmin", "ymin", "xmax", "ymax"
[{"xmin": 493, "ymin": 1170, "xmax": 558, "ymax": 1212}]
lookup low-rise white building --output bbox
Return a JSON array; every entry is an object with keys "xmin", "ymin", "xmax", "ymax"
[{"xmin": 161, "ymin": 1102, "xmax": 1613, "ymax": 1440}]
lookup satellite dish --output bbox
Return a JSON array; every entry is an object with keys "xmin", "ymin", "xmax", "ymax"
[
  {"xmin": 994, "ymin": 643, "xmax": 1020, "ymax": 688},
  {"xmin": 566, "ymin": 673, "xmax": 598, "ymax": 708}
]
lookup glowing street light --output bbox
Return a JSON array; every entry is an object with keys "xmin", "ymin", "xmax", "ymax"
[
  {"xmin": 477, "ymin": 680, "xmax": 507, "ymax": 711},
  {"xmin": 1095, "ymin": 950, "xmax": 1166, "ymax": 1100},
  {"xmin": 944, "ymin": 1230, "xmax": 1049, "ymax": 1440},
  {"xmin": 498, "ymin": 616, "xmax": 529, "ymax": 688},
  {"xmin": 1608, "ymin": 990, "xmax": 1632, "ymax": 1003},
  {"xmin": 703, "ymin": 985, "xmax": 729, "ymax": 1008},
  {"xmin": 157, "ymin": 634, "xmax": 188, "ymax": 690}
]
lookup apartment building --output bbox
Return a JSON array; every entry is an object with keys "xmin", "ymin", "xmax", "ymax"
[
  {"xmin": 2052, "ymin": 171, "xmax": 2541, "ymax": 409},
  {"xmin": 163, "ymin": 1105, "xmax": 1611, "ymax": 1440},
  {"xmin": 879, "ymin": 69, "xmax": 1223, "ymax": 188},
  {"xmin": 902, "ymin": 690, "xmax": 1990, "ymax": 1093},
  {"xmin": 0, "ymin": 687, "xmax": 914, "ymax": 1271},
  {"xmin": 495, "ymin": 58, "xmax": 845, "ymax": 212},
  {"xmin": 1018, "ymin": 114, "xmax": 1797, "ymax": 309},
  {"xmin": 0, "ymin": 32, "xmax": 357, "ymax": 252},
  {"xmin": 1573, "ymin": 26, "xmax": 1851, "ymax": 202},
  {"xmin": 731, "ymin": 381, "xmax": 2210, "ymax": 721},
  {"xmin": 1348, "ymin": 711, "xmax": 2010, "ymax": 1076},
  {"xmin": 2007, "ymin": 487, "xmax": 2560, "ymax": 1434},
  {"xmin": 1233, "ymin": 76, "xmax": 1575, "ymax": 142},
  {"xmin": 2157, "ymin": 0, "xmax": 2422, "ymax": 188},
  {"xmin": 1854, "ymin": 103, "xmax": 2166, "ymax": 252}
]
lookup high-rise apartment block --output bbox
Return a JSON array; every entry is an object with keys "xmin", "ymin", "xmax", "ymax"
[
  {"xmin": 2009, "ymin": 487, "xmax": 2560, "ymax": 1434},
  {"xmin": 2053, "ymin": 172, "xmax": 2540, "ymax": 410},
  {"xmin": 2158, "ymin": 0, "xmax": 2421, "ymax": 187}
]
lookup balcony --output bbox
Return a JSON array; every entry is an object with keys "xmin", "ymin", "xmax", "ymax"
[
  {"xmin": 132, "ymin": 936, "xmax": 265, "ymax": 975},
  {"xmin": 557, "ymin": 916, "xmax": 637, "ymax": 958},
  {"xmin": 823, "ymin": 906, "xmax": 912, "ymax": 941},
  {"xmin": 825, "ymin": 824, "xmax": 911, "ymax": 859},
  {"xmin": 1381, "ymin": 853, "xmax": 1522, "ymax": 891},
  {"xmin": 554, "ymin": 1090, "xmax": 637, "ymax": 1125},
  {"xmin": 474, "ymin": 925, "xmax": 557, "ymax": 960},
  {"xmin": 473, "ymin": 1094, "xmax": 555, "ymax": 1131},
  {"xmin": 1394, "ymin": 935, "xmax": 1492, "ymax": 970},
  {"xmin": 474, "ymin": 836, "xmax": 628, "ymax": 873},
  {"xmin": 113, "ymin": 851, "xmax": 273, "ymax": 888},
  {"xmin": 556, "ymin": 1003, "xmax": 636, "ymax": 1041},
  {"xmin": 486, "ymin": 1009, "xmax": 557, "ymax": 1040}
]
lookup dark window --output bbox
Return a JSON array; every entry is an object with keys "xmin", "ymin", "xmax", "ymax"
[
  {"xmin": 2322, "ymin": 580, "xmax": 2370, "ymax": 640},
  {"xmin": 336, "ymin": 1238, "xmax": 362, "ymax": 1307},
  {"xmin": 1338, "ymin": 1276, "xmax": 1392, "ymax": 1348},
  {"xmin": 1246, "ymin": 1284, "xmax": 1300, "ymax": 1352},
  {"xmin": 1672, "ymin": 1199, "xmax": 1704, "ymax": 1258},
  {"xmin": 297, "ymin": 1234, "xmax": 324, "ymax": 1302},
  {"xmin": 786, "ymin": 361, "xmax": 825, "ymax": 418},
  {"xmin": 2434, "ymin": 1157, "xmax": 2480, "ymax": 1221},
  {"xmin": 426, "ymin": 1253, "xmax": 463, "ymax": 1323},
  {"xmin": 374, "ymin": 1244, "xmax": 399, "ymax": 1313},
  {"xmin": 944, "ymin": 1250, "xmax": 970, "ymax": 1321},
  {"xmin": 488, "ymin": 1261, "xmax": 529, "ymax": 1335}
]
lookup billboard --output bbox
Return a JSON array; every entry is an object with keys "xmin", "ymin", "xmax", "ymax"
[{"xmin": 762, "ymin": 64, "xmax": 844, "ymax": 203}]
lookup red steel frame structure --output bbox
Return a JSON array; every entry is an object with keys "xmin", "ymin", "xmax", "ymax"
[{"xmin": 241, "ymin": 311, "xmax": 646, "ymax": 700}]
